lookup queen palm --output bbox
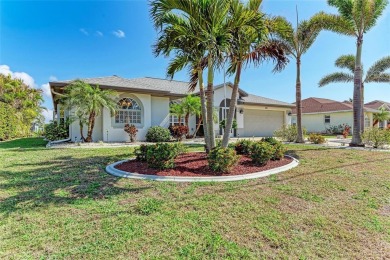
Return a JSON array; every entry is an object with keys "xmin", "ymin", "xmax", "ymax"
[
  {"xmin": 150, "ymin": 0, "xmax": 231, "ymax": 150},
  {"xmin": 319, "ymin": 55, "xmax": 390, "ymax": 129},
  {"xmin": 61, "ymin": 80, "xmax": 117, "ymax": 142},
  {"xmin": 273, "ymin": 13, "xmax": 322, "ymax": 143},
  {"xmin": 314, "ymin": 0, "xmax": 388, "ymax": 146},
  {"xmin": 221, "ymin": 0, "xmax": 289, "ymax": 147}
]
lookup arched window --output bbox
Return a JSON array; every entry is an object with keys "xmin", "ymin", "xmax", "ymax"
[{"xmin": 115, "ymin": 97, "xmax": 142, "ymax": 124}]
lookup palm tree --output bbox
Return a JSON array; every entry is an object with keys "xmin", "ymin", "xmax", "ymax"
[
  {"xmin": 319, "ymin": 55, "xmax": 390, "ymax": 129},
  {"xmin": 61, "ymin": 80, "xmax": 117, "ymax": 142},
  {"xmin": 314, "ymin": 0, "xmax": 388, "ymax": 146},
  {"xmin": 221, "ymin": 0, "xmax": 289, "ymax": 147},
  {"xmin": 373, "ymin": 107, "xmax": 390, "ymax": 126},
  {"xmin": 169, "ymin": 102, "xmax": 185, "ymax": 126},
  {"xmin": 272, "ymin": 11, "xmax": 323, "ymax": 143},
  {"xmin": 150, "ymin": 0, "xmax": 231, "ymax": 151},
  {"xmin": 181, "ymin": 94, "xmax": 201, "ymax": 128}
]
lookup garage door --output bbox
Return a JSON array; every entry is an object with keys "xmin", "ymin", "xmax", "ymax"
[{"xmin": 243, "ymin": 109, "xmax": 284, "ymax": 137}]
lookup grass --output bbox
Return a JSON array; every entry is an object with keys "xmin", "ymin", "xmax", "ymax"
[{"xmin": 1, "ymin": 138, "xmax": 390, "ymax": 259}]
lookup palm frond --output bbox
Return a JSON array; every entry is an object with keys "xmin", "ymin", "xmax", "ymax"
[
  {"xmin": 365, "ymin": 56, "xmax": 390, "ymax": 82},
  {"xmin": 311, "ymin": 11, "xmax": 356, "ymax": 36},
  {"xmin": 366, "ymin": 73, "xmax": 390, "ymax": 83},
  {"xmin": 319, "ymin": 72, "xmax": 354, "ymax": 87},
  {"xmin": 335, "ymin": 54, "xmax": 356, "ymax": 73}
]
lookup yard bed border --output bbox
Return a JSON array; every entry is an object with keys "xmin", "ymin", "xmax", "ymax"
[{"xmin": 105, "ymin": 155, "xmax": 299, "ymax": 182}]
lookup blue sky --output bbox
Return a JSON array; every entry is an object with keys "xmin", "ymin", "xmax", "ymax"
[{"xmin": 1, "ymin": 0, "xmax": 389, "ymax": 122}]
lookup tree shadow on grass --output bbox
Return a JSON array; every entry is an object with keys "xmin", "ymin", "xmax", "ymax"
[{"xmin": 0, "ymin": 154, "xmax": 151, "ymax": 214}]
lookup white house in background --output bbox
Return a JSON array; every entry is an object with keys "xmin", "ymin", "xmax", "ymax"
[
  {"xmin": 50, "ymin": 76, "xmax": 294, "ymax": 142},
  {"xmin": 291, "ymin": 97, "xmax": 380, "ymax": 133},
  {"xmin": 364, "ymin": 100, "xmax": 390, "ymax": 129}
]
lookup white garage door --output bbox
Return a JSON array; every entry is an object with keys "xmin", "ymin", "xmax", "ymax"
[{"xmin": 243, "ymin": 109, "xmax": 284, "ymax": 137}]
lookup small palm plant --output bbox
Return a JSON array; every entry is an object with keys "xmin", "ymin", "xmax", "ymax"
[
  {"xmin": 373, "ymin": 107, "xmax": 390, "ymax": 127},
  {"xmin": 60, "ymin": 80, "xmax": 117, "ymax": 142}
]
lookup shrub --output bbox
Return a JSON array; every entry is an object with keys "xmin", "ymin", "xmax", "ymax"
[
  {"xmin": 208, "ymin": 147, "xmax": 240, "ymax": 173},
  {"xmin": 44, "ymin": 121, "xmax": 69, "ymax": 141},
  {"xmin": 361, "ymin": 128, "xmax": 390, "ymax": 148},
  {"xmin": 124, "ymin": 124, "xmax": 138, "ymax": 142},
  {"xmin": 250, "ymin": 141, "xmax": 274, "ymax": 166},
  {"xmin": 234, "ymin": 139, "xmax": 253, "ymax": 155},
  {"xmin": 168, "ymin": 125, "xmax": 189, "ymax": 141},
  {"xmin": 326, "ymin": 123, "xmax": 351, "ymax": 135},
  {"xmin": 343, "ymin": 125, "xmax": 351, "ymax": 138},
  {"xmin": 308, "ymin": 133, "xmax": 326, "ymax": 144},
  {"xmin": 262, "ymin": 138, "xmax": 286, "ymax": 160},
  {"xmin": 146, "ymin": 143, "xmax": 186, "ymax": 169},
  {"xmin": 274, "ymin": 125, "xmax": 306, "ymax": 142},
  {"xmin": 134, "ymin": 144, "xmax": 149, "ymax": 161},
  {"xmin": 145, "ymin": 126, "xmax": 171, "ymax": 142},
  {"xmin": 0, "ymin": 102, "xmax": 18, "ymax": 141}
]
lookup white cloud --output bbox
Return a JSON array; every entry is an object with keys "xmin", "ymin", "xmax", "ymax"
[
  {"xmin": 49, "ymin": 75, "xmax": 58, "ymax": 81},
  {"xmin": 112, "ymin": 29, "xmax": 125, "ymax": 38},
  {"xmin": 0, "ymin": 64, "xmax": 36, "ymax": 88},
  {"xmin": 95, "ymin": 31, "xmax": 103, "ymax": 37},
  {"xmin": 42, "ymin": 108, "xmax": 54, "ymax": 123},
  {"xmin": 40, "ymin": 83, "xmax": 52, "ymax": 97},
  {"xmin": 79, "ymin": 28, "xmax": 89, "ymax": 36}
]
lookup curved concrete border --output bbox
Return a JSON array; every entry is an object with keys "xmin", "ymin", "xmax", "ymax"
[{"xmin": 105, "ymin": 155, "xmax": 299, "ymax": 182}]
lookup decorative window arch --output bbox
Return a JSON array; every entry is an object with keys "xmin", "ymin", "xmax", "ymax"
[{"xmin": 115, "ymin": 97, "xmax": 142, "ymax": 125}]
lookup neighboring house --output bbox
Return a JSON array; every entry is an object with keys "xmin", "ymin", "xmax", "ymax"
[
  {"xmin": 49, "ymin": 76, "xmax": 294, "ymax": 142},
  {"xmin": 364, "ymin": 100, "xmax": 390, "ymax": 128},
  {"xmin": 291, "ymin": 97, "xmax": 379, "ymax": 133}
]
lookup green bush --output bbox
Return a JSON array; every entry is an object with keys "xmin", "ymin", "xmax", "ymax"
[
  {"xmin": 208, "ymin": 147, "xmax": 240, "ymax": 173},
  {"xmin": 262, "ymin": 138, "xmax": 286, "ymax": 160},
  {"xmin": 145, "ymin": 126, "xmax": 171, "ymax": 142},
  {"xmin": 308, "ymin": 133, "xmax": 326, "ymax": 144},
  {"xmin": 44, "ymin": 121, "xmax": 69, "ymax": 141},
  {"xmin": 0, "ymin": 102, "xmax": 18, "ymax": 141},
  {"xmin": 274, "ymin": 125, "xmax": 307, "ymax": 142},
  {"xmin": 250, "ymin": 141, "xmax": 274, "ymax": 166},
  {"xmin": 361, "ymin": 128, "xmax": 390, "ymax": 148},
  {"xmin": 146, "ymin": 143, "xmax": 186, "ymax": 169},
  {"xmin": 134, "ymin": 144, "xmax": 149, "ymax": 161},
  {"xmin": 234, "ymin": 139, "xmax": 253, "ymax": 155}
]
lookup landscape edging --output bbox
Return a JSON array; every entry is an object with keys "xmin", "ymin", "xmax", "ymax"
[{"xmin": 105, "ymin": 155, "xmax": 299, "ymax": 182}]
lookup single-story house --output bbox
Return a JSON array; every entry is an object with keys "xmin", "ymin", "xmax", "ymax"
[
  {"xmin": 50, "ymin": 76, "xmax": 294, "ymax": 142},
  {"xmin": 364, "ymin": 100, "xmax": 390, "ymax": 128},
  {"xmin": 291, "ymin": 97, "xmax": 379, "ymax": 133}
]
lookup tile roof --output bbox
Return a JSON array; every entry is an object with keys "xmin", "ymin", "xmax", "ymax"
[
  {"xmin": 364, "ymin": 100, "xmax": 390, "ymax": 110},
  {"xmin": 50, "ymin": 75, "xmax": 293, "ymax": 107},
  {"xmin": 291, "ymin": 97, "xmax": 379, "ymax": 114}
]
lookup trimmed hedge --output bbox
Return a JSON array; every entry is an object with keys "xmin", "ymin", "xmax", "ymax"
[
  {"xmin": 0, "ymin": 103, "xmax": 18, "ymax": 141},
  {"xmin": 146, "ymin": 126, "xmax": 171, "ymax": 142},
  {"xmin": 145, "ymin": 143, "xmax": 186, "ymax": 169},
  {"xmin": 208, "ymin": 147, "xmax": 240, "ymax": 173}
]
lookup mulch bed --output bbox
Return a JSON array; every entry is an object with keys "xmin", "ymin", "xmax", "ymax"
[{"xmin": 115, "ymin": 152, "xmax": 293, "ymax": 177}]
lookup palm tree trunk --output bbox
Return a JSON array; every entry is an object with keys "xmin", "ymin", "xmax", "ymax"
[
  {"xmin": 351, "ymin": 34, "xmax": 363, "ymax": 146},
  {"xmin": 222, "ymin": 62, "xmax": 242, "ymax": 148},
  {"xmin": 79, "ymin": 119, "xmax": 85, "ymax": 141},
  {"xmin": 185, "ymin": 113, "xmax": 189, "ymax": 128},
  {"xmin": 206, "ymin": 57, "xmax": 215, "ymax": 150},
  {"xmin": 192, "ymin": 116, "xmax": 202, "ymax": 138},
  {"xmin": 360, "ymin": 83, "xmax": 365, "ymax": 132},
  {"xmin": 85, "ymin": 111, "xmax": 96, "ymax": 142},
  {"xmin": 296, "ymin": 57, "xmax": 304, "ymax": 143},
  {"xmin": 198, "ymin": 68, "xmax": 210, "ymax": 151}
]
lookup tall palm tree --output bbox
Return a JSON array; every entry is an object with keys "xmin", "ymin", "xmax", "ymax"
[
  {"xmin": 61, "ymin": 80, "xmax": 117, "ymax": 142},
  {"xmin": 314, "ymin": 0, "xmax": 388, "ymax": 146},
  {"xmin": 319, "ymin": 55, "xmax": 390, "ymax": 129},
  {"xmin": 150, "ymin": 0, "xmax": 231, "ymax": 151},
  {"xmin": 272, "ymin": 11, "xmax": 323, "ymax": 143},
  {"xmin": 221, "ymin": 0, "xmax": 289, "ymax": 147}
]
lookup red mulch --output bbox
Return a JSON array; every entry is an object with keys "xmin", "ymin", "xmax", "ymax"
[{"xmin": 115, "ymin": 152, "xmax": 293, "ymax": 177}]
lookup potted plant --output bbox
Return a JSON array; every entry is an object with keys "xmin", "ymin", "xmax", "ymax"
[{"xmin": 124, "ymin": 124, "xmax": 138, "ymax": 143}]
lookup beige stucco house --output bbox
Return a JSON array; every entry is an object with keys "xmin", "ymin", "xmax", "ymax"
[
  {"xmin": 50, "ymin": 76, "xmax": 294, "ymax": 142},
  {"xmin": 291, "ymin": 97, "xmax": 379, "ymax": 133}
]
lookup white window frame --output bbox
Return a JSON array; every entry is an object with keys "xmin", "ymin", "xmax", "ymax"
[
  {"xmin": 113, "ymin": 97, "xmax": 143, "ymax": 127},
  {"xmin": 170, "ymin": 115, "xmax": 185, "ymax": 126}
]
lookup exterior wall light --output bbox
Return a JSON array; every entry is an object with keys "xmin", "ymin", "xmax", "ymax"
[{"xmin": 239, "ymin": 109, "xmax": 244, "ymax": 114}]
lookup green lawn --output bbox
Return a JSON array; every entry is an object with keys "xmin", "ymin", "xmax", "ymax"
[{"xmin": 0, "ymin": 138, "xmax": 389, "ymax": 259}]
